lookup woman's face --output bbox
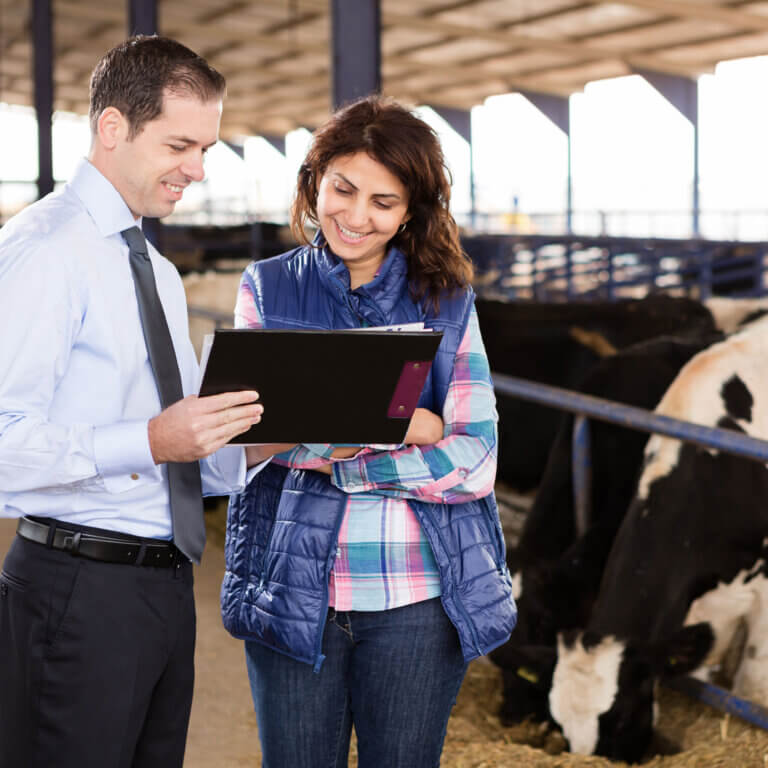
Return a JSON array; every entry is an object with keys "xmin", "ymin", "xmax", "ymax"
[{"xmin": 316, "ymin": 151, "xmax": 410, "ymax": 277}]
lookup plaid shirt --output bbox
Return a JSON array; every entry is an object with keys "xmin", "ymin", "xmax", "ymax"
[{"xmin": 235, "ymin": 281, "xmax": 498, "ymax": 611}]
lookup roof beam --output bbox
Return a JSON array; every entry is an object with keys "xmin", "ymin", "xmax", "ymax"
[
  {"xmin": 380, "ymin": 12, "xmax": 706, "ymax": 78},
  {"xmin": 520, "ymin": 91, "xmax": 570, "ymax": 135},
  {"xmin": 632, "ymin": 67, "xmax": 698, "ymax": 123},
  {"xmin": 176, "ymin": 25, "xmax": 327, "ymax": 53},
  {"xmin": 55, "ymin": 0, "xmax": 328, "ymax": 53},
  {"xmin": 429, "ymin": 105, "xmax": 471, "ymax": 142},
  {"xmin": 261, "ymin": 134, "xmax": 286, "ymax": 155},
  {"xmin": 604, "ymin": 0, "xmax": 768, "ymax": 31},
  {"xmin": 251, "ymin": 0, "xmax": 726, "ymax": 75}
]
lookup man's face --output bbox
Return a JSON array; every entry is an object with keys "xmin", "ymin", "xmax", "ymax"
[{"xmin": 111, "ymin": 91, "xmax": 222, "ymax": 219}]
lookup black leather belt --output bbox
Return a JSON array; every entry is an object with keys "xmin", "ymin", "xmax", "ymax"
[{"xmin": 17, "ymin": 517, "xmax": 184, "ymax": 567}]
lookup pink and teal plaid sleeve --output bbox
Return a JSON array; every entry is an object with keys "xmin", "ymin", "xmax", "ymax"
[
  {"xmin": 331, "ymin": 307, "xmax": 498, "ymax": 504},
  {"xmin": 234, "ymin": 276, "xmax": 263, "ymax": 330},
  {"xmin": 272, "ymin": 444, "xmax": 371, "ymax": 469}
]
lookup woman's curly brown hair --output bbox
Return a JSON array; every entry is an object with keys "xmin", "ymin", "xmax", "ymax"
[{"xmin": 291, "ymin": 96, "xmax": 473, "ymax": 310}]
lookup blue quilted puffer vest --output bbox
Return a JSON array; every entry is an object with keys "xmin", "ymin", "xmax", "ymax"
[{"xmin": 221, "ymin": 243, "xmax": 517, "ymax": 670}]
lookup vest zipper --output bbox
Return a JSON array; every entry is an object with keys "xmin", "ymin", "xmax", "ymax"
[
  {"xmin": 417, "ymin": 502, "xmax": 484, "ymax": 657},
  {"xmin": 313, "ymin": 496, "xmax": 347, "ymax": 673},
  {"xmin": 253, "ymin": 503, "xmax": 279, "ymax": 598},
  {"xmin": 480, "ymin": 497, "xmax": 507, "ymax": 570}
]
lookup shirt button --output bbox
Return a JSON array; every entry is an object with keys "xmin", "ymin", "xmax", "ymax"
[{"xmin": 131, "ymin": 473, "xmax": 139, "ymax": 480}]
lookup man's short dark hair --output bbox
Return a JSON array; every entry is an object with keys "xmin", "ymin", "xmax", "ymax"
[{"xmin": 89, "ymin": 35, "xmax": 226, "ymax": 138}]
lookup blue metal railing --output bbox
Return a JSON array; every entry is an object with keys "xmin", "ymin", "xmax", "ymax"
[
  {"xmin": 466, "ymin": 234, "xmax": 768, "ymax": 301},
  {"xmin": 492, "ymin": 373, "xmax": 768, "ymax": 464},
  {"xmin": 187, "ymin": 306, "xmax": 232, "ymax": 327},
  {"xmin": 492, "ymin": 372, "xmax": 768, "ymax": 731},
  {"xmin": 667, "ymin": 677, "xmax": 768, "ymax": 731}
]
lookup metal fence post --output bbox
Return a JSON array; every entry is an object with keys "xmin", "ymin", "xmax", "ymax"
[{"xmin": 572, "ymin": 415, "xmax": 592, "ymax": 537}]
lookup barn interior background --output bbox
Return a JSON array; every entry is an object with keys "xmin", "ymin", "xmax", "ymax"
[{"xmin": 4, "ymin": 0, "xmax": 768, "ymax": 765}]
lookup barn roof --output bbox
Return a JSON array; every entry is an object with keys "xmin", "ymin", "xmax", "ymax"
[{"xmin": 2, "ymin": 0, "xmax": 768, "ymax": 139}]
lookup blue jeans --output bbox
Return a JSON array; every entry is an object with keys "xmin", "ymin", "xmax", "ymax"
[{"xmin": 244, "ymin": 597, "xmax": 468, "ymax": 768}]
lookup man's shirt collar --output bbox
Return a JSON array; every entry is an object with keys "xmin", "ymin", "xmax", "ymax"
[{"xmin": 69, "ymin": 158, "xmax": 142, "ymax": 239}]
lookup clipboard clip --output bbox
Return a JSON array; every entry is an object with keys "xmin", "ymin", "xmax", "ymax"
[{"xmin": 387, "ymin": 360, "xmax": 432, "ymax": 419}]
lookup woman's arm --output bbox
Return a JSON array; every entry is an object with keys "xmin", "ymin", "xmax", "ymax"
[
  {"xmin": 328, "ymin": 308, "xmax": 498, "ymax": 503},
  {"xmin": 311, "ymin": 408, "xmax": 444, "ymax": 474}
]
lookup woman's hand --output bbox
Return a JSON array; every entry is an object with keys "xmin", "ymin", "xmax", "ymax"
[
  {"xmin": 329, "ymin": 446, "xmax": 362, "ymax": 460},
  {"xmin": 404, "ymin": 408, "xmax": 444, "ymax": 445},
  {"xmin": 311, "ymin": 445, "xmax": 362, "ymax": 474},
  {"xmin": 246, "ymin": 443, "xmax": 298, "ymax": 466},
  {"xmin": 306, "ymin": 412, "xmax": 444, "ymax": 479}
]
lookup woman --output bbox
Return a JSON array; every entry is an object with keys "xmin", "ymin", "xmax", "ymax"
[{"xmin": 223, "ymin": 96, "xmax": 517, "ymax": 768}]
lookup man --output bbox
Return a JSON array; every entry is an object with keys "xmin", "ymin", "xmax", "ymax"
[{"xmin": 0, "ymin": 36, "xmax": 261, "ymax": 768}]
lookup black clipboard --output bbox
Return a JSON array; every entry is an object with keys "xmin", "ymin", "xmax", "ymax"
[{"xmin": 198, "ymin": 328, "xmax": 444, "ymax": 444}]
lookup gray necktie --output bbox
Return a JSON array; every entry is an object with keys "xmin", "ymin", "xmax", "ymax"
[{"xmin": 122, "ymin": 226, "xmax": 205, "ymax": 563}]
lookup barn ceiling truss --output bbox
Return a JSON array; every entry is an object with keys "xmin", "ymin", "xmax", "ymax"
[{"xmin": 2, "ymin": 0, "xmax": 768, "ymax": 139}]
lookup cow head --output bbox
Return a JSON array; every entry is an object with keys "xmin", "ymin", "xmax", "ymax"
[
  {"xmin": 548, "ymin": 623, "xmax": 714, "ymax": 762},
  {"xmin": 491, "ymin": 642, "xmax": 557, "ymax": 724},
  {"xmin": 490, "ymin": 542, "xmax": 612, "ymax": 724}
]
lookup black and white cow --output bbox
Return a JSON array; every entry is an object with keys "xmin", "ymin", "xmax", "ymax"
[
  {"xmin": 490, "ymin": 335, "xmax": 715, "ymax": 724},
  {"xmin": 514, "ymin": 316, "xmax": 768, "ymax": 762},
  {"xmin": 476, "ymin": 295, "xmax": 716, "ymax": 491}
]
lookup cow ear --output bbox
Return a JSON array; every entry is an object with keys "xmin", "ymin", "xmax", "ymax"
[
  {"xmin": 659, "ymin": 622, "xmax": 714, "ymax": 678},
  {"xmin": 494, "ymin": 644, "xmax": 557, "ymax": 691}
]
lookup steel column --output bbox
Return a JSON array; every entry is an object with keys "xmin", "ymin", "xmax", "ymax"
[
  {"xmin": 126, "ymin": 0, "xmax": 160, "ymax": 245},
  {"xmin": 330, "ymin": 0, "xmax": 381, "ymax": 109},
  {"xmin": 261, "ymin": 134, "xmax": 286, "ymax": 156},
  {"xmin": 520, "ymin": 91, "xmax": 571, "ymax": 233},
  {"xmin": 223, "ymin": 141, "xmax": 245, "ymax": 160},
  {"xmin": 633, "ymin": 69, "xmax": 700, "ymax": 238},
  {"xmin": 32, "ymin": 0, "xmax": 54, "ymax": 200},
  {"xmin": 128, "ymin": 0, "xmax": 158, "ymax": 36},
  {"xmin": 429, "ymin": 106, "xmax": 475, "ymax": 227}
]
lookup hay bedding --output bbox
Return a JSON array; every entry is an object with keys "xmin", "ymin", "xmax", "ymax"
[{"xmin": 433, "ymin": 660, "xmax": 768, "ymax": 768}]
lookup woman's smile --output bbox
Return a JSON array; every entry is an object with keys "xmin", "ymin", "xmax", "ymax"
[
  {"xmin": 316, "ymin": 151, "xmax": 409, "ymax": 287},
  {"xmin": 333, "ymin": 218, "xmax": 372, "ymax": 244}
]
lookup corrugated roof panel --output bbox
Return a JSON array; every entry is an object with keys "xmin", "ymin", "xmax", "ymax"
[
  {"xmin": 435, "ymin": 0, "xmax": 581, "ymax": 26},
  {"xmin": 588, "ymin": 19, "xmax": 741, "ymax": 51},
  {"xmin": 402, "ymin": 37, "xmax": 513, "ymax": 63},
  {"xmin": 513, "ymin": 2, "xmax": 656, "ymax": 38}
]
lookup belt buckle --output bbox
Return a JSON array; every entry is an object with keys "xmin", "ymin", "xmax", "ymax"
[{"xmin": 63, "ymin": 531, "xmax": 82, "ymax": 555}]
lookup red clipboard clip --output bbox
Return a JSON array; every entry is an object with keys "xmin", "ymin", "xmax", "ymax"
[{"xmin": 387, "ymin": 360, "xmax": 432, "ymax": 419}]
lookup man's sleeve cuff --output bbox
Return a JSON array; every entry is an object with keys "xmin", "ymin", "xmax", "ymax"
[
  {"xmin": 202, "ymin": 444, "xmax": 247, "ymax": 495},
  {"xmin": 93, "ymin": 420, "xmax": 162, "ymax": 493},
  {"xmin": 245, "ymin": 458, "xmax": 271, "ymax": 484}
]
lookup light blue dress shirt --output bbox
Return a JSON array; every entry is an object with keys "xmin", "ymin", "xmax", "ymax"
[{"xmin": 0, "ymin": 158, "xmax": 246, "ymax": 539}]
